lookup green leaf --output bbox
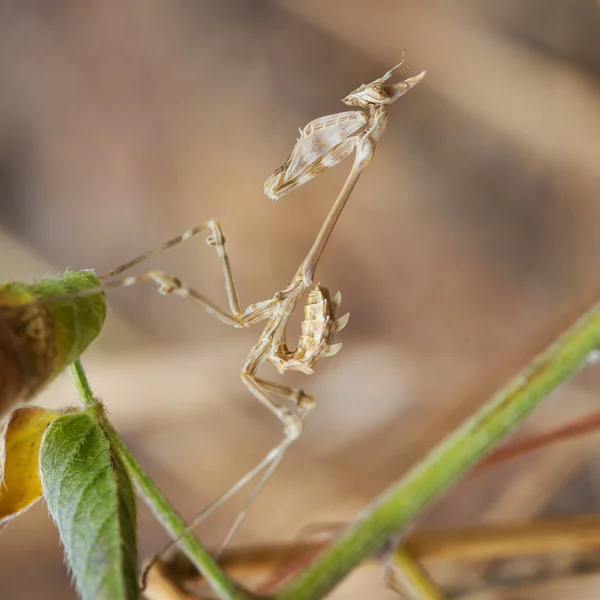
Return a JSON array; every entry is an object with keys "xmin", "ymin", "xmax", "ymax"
[{"xmin": 40, "ymin": 407, "xmax": 139, "ymax": 600}]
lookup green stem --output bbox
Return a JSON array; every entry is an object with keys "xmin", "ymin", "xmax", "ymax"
[
  {"xmin": 69, "ymin": 360, "xmax": 98, "ymax": 408},
  {"xmin": 390, "ymin": 547, "xmax": 444, "ymax": 599},
  {"xmin": 274, "ymin": 301, "xmax": 600, "ymax": 600},
  {"xmin": 69, "ymin": 361, "xmax": 254, "ymax": 600}
]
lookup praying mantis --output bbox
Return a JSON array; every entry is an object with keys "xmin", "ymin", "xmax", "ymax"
[
  {"xmin": 100, "ymin": 59, "xmax": 426, "ymax": 552},
  {"xmin": 1, "ymin": 59, "xmax": 425, "ymax": 556}
]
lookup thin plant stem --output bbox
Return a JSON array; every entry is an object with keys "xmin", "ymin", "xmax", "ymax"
[
  {"xmin": 388, "ymin": 547, "xmax": 444, "ymax": 599},
  {"xmin": 474, "ymin": 409, "xmax": 600, "ymax": 471},
  {"xmin": 69, "ymin": 361, "xmax": 254, "ymax": 600},
  {"xmin": 274, "ymin": 301, "xmax": 600, "ymax": 600},
  {"xmin": 69, "ymin": 360, "xmax": 100, "ymax": 409}
]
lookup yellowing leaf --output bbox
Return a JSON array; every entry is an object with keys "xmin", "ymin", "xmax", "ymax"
[{"xmin": 0, "ymin": 406, "xmax": 72, "ymax": 522}]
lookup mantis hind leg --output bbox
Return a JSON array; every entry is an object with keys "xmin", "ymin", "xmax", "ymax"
[
  {"xmin": 173, "ymin": 371, "xmax": 314, "ymax": 558},
  {"xmin": 209, "ymin": 373, "xmax": 315, "ymax": 554}
]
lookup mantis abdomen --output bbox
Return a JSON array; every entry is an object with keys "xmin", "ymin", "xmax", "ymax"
[{"xmin": 268, "ymin": 284, "xmax": 349, "ymax": 375}]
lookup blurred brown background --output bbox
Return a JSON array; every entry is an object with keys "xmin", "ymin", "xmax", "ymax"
[{"xmin": 1, "ymin": 1, "xmax": 600, "ymax": 598}]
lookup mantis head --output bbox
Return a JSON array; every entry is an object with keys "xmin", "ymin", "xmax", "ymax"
[{"xmin": 342, "ymin": 61, "xmax": 426, "ymax": 109}]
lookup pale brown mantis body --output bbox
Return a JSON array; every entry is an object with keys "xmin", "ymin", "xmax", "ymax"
[{"xmin": 90, "ymin": 60, "xmax": 426, "ymax": 553}]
